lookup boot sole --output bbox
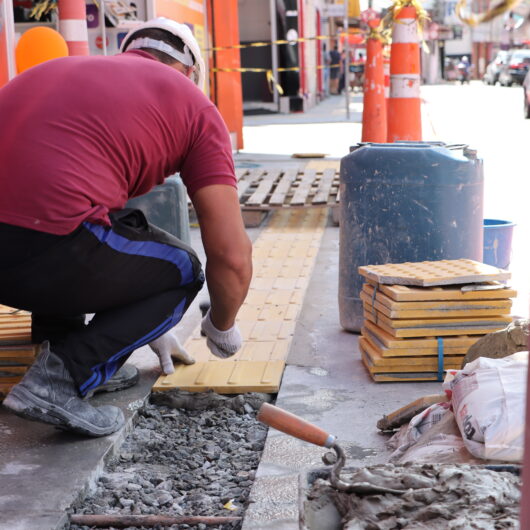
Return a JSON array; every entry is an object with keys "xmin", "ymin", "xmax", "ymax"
[
  {"xmin": 3, "ymin": 385, "xmax": 124, "ymax": 437},
  {"xmin": 87, "ymin": 369, "xmax": 140, "ymax": 398}
]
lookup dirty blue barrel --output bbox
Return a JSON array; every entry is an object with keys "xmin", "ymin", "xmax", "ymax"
[
  {"xmin": 483, "ymin": 219, "xmax": 515, "ymax": 270},
  {"xmin": 126, "ymin": 174, "xmax": 191, "ymax": 245},
  {"xmin": 339, "ymin": 142, "xmax": 484, "ymax": 332}
]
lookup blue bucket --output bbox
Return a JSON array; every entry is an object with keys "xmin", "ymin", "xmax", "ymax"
[{"xmin": 483, "ymin": 219, "xmax": 515, "ymax": 270}]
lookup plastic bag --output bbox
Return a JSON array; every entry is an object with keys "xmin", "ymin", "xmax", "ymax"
[
  {"xmin": 443, "ymin": 351, "xmax": 528, "ymax": 462},
  {"xmin": 388, "ymin": 402, "xmax": 477, "ymax": 463}
]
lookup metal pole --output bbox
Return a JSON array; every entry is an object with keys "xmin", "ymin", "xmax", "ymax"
[
  {"xmin": 2, "ymin": 0, "xmax": 16, "ymax": 79},
  {"xmin": 269, "ymin": 0, "xmax": 279, "ymax": 108},
  {"xmin": 100, "ymin": 0, "xmax": 107, "ymax": 56},
  {"xmin": 202, "ymin": 0, "xmax": 210, "ymax": 98},
  {"xmin": 344, "ymin": 0, "xmax": 350, "ymax": 119}
]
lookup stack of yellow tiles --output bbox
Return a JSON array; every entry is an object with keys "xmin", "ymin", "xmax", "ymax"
[
  {"xmin": 357, "ymin": 260, "xmax": 517, "ymax": 382},
  {"xmin": 0, "ymin": 305, "xmax": 36, "ymax": 400}
]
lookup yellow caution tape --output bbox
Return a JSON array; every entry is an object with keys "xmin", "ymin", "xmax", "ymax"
[
  {"xmin": 212, "ymin": 61, "xmax": 366, "ymax": 74},
  {"xmin": 382, "ymin": 0, "xmax": 431, "ymax": 52},
  {"xmin": 456, "ymin": 0, "xmax": 522, "ymax": 26},
  {"xmin": 30, "ymin": 0, "xmax": 56, "ymax": 20},
  {"xmin": 266, "ymin": 70, "xmax": 284, "ymax": 96},
  {"xmin": 366, "ymin": 23, "xmax": 392, "ymax": 45},
  {"xmin": 202, "ymin": 32, "xmax": 365, "ymax": 53}
]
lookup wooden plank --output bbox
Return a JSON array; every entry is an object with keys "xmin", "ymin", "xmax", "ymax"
[
  {"xmin": 312, "ymin": 168, "xmax": 336, "ymax": 205},
  {"xmin": 289, "ymin": 169, "xmax": 317, "ymax": 206},
  {"xmin": 245, "ymin": 169, "xmax": 281, "ymax": 207},
  {"xmin": 268, "ymin": 170, "xmax": 298, "ymax": 206}
]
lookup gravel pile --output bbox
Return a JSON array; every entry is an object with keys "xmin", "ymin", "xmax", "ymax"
[{"xmin": 69, "ymin": 390, "xmax": 272, "ymax": 530}]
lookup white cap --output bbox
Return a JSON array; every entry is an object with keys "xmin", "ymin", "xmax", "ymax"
[{"xmin": 120, "ymin": 17, "xmax": 205, "ymax": 89}]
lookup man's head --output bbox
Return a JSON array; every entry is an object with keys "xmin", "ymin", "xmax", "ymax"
[{"xmin": 120, "ymin": 18, "xmax": 205, "ymax": 88}]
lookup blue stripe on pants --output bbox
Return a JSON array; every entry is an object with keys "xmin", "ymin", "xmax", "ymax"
[
  {"xmin": 79, "ymin": 298, "xmax": 187, "ymax": 395},
  {"xmin": 83, "ymin": 222, "xmax": 195, "ymax": 286}
]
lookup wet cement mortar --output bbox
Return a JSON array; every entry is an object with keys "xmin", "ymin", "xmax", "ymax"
[
  {"xmin": 69, "ymin": 390, "xmax": 272, "ymax": 530},
  {"xmin": 305, "ymin": 463, "xmax": 521, "ymax": 530}
]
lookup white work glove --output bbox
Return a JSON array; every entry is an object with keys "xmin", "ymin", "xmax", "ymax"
[
  {"xmin": 200, "ymin": 309, "xmax": 242, "ymax": 359},
  {"xmin": 149, "ymin": 332, "xmax": 195, "ymax": 374}
]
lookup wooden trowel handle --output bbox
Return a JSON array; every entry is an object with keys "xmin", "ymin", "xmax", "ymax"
[{"xmin": 257, "ymin": 403, "xmax": 336, "ymax": 448}]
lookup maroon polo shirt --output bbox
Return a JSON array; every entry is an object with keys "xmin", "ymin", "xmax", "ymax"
[{"xmin": 0, "ymin": 50, "xmax": 236, "ymax": 235}]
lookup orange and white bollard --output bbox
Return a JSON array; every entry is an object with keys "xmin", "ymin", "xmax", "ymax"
[
  {"xmin": 361, "ymin": 19, "xmax": 387, "ymax": 143},
  {"xmin": 383, "ymin": 56, "xmax": 390, "ymax": 100},
  {"xmin": 387, "ymin": 5, "xmax": 421, "ymax": 142},
  {"xmin": 57, "ymin": 0, "xmax": 89, "ymax": 56}
]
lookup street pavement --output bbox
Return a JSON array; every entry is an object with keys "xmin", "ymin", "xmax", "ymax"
[
  {"xmin": 0, "ymin": 81, "xmax": 527, "ymax": 530},
  {"xmin": 241, "ymin": 81, "xmax": 530, "ymax": 529}
]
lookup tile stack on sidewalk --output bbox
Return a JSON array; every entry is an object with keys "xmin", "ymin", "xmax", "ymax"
[
  {"xmin": 357, "ymin": 260, "xmax": 517, "ymax": 382},
  {"xmin": 0, "ymin": 305, "xmax": 36, "ymax": 400}
]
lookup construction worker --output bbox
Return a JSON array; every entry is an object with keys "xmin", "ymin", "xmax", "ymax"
[{"xmin": 0, "ymin": 18, "xmax": 252, "ymax": 437}]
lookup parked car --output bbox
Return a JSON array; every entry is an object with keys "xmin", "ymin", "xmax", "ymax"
[
  {"xmin": 483, "ymin": 51, "xmax": 508, "ymax": 85},
  {"xmin": 523, "ymin": 70, "xmax": 530, "ymax": 118},
  {"xmin": 498, "ymin": 49, "xmax": 530, "ymax": 86}
]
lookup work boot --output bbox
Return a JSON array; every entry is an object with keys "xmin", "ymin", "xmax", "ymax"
[
  {"xmin": 3, "ymin": 343, "xmax": 124, "ymax": 437},
  {"xmin": 86, "ymin": 364, "xmax": 140, "ymax": 398}
]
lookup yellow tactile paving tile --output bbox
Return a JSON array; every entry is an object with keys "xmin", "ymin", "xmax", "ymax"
[
  {"xmin": 364, "ymin": 312, "xmax": 509, "ymax": 338},
  {"xmin": 361, "ymin": 293, "xmax": 513, "ymax": 319},
  {"xmin": 362, "ymin": 324, "xmax": 478, "ymax": 357},
  {"xmin": 364, "ymin": 282, "xmax": 517, "ymax": 302},
  {"xmin": 364, "ymin": 310, "xmax": 512, "ymax": 330},
  {"xmin": 153, "ymin": 208, "xmax": 327, "ymax": 393},
  {"xmin": 360, "ymin": 337, "xmax": 464, "ymax": 372},
  {"xmin": 359, "ymin": 259, "xmax": 511, "ymax": 287},
  {"xmin": 181, "ymin": 339, "xmax": 291, "ymax": 363},
  {"xmin": 362, "ymin": 284, "xmax": 514, "ymax": 312},
  {"xmin": 155, "ymin": 361, "xmax": 286, "ymax": 393}
]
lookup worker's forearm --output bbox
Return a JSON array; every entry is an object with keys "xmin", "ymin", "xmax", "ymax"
[{"xmin": 205, "ymin": 255, "xmax": 252, "ymax": 330}]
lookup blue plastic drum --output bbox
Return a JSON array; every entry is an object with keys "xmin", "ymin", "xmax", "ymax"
[{"xmin": 339, "ymin": 142, "xmax": 484, "ymax": 332}]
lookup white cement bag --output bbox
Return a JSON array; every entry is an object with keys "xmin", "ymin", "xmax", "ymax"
[{"xmin": 443, "ymin": 351, "xmax": 528, "ymax": 462}]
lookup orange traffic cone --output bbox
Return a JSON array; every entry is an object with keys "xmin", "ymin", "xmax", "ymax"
[
  {"xmin": 361, "ymin": 19, "xmax": 387, "ymax": 143},
  {"xmin": 384, "ymin": 55, "xmax": 390, "ymax": 101},
  {"xmin": 387, "ymin": 6, "xmax": 421, "ymax": 142},
  {"xmin": 58, "ymin": 0, "xmax": 90, "ymax": 55}
]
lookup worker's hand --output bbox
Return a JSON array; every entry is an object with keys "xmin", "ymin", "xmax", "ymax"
[
  {"xmin": 149, "ymin": 332, "xmax": 195, "ymax": 374},
  {"xmin": 201, "ymin": 309, "xmax": 242, "ymax": 359}
]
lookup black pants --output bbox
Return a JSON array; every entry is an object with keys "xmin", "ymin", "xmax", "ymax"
[{"xmin": 0, "ymin": 210, "xmax": 204, "ymax": 396}]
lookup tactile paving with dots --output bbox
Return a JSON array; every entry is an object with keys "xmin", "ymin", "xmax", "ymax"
[
  {"xmin": 358, "ymin": 259, "xmax": 511, "ymax": 287},
  {"xmin": 153, "ymin": 207, "xmax": 327, "ymax": 393},
  {"xmin": 364, "ymin": 282, "xmax": 517, "ymax": 302}
]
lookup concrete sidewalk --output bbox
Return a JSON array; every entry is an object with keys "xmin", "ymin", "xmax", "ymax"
[{"xmin": 0, "ymin": 89, "xmax": 527, "ymax": 530}]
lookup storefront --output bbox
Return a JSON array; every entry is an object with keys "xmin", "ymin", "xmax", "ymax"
[{"xmin": 0, "ymin": 0, "xmax": 243, "ymax": 148}]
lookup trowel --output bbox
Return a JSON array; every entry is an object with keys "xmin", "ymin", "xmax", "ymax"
[{"xmin": 257, "ymin": 402, "xmax": 407, "ymax": 495}]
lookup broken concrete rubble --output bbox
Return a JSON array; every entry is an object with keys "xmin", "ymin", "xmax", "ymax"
[{"xmin": 462, "ymin": 318, "xmax": 529, "ymax": 367}]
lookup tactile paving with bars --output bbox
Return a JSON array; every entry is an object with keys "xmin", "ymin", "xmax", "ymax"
[
  {"xmin": 0, "ymin": 306, "xmax": 37, "ymax": 400},
  {"xmin": 153, "ymin": 208, "xmax": 327, "ymax": 393},
  {"xmin": 357, "ymin": 260, "xmax": 517, "ymax": 382}
]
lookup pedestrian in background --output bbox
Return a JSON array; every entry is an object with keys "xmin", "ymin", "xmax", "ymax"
[
  {"xmin": 329, "ymin": 45, "xmax": 341, "ymax": 95},
  {"xmin": 0, "ymin": 18, "xmax": 252, "ymax": 438}
]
